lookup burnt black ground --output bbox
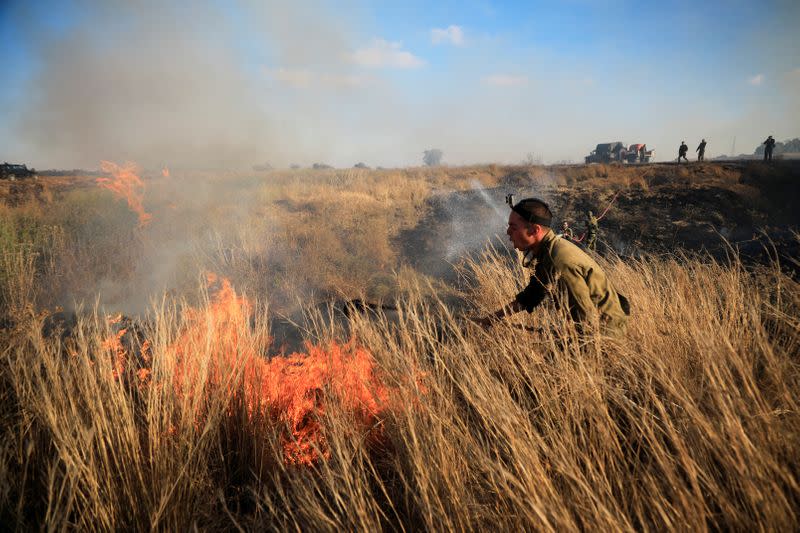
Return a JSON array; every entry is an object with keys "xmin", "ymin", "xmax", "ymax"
[{"xmin": 397, "ymin": 161, "xmax": 800, "ymax": 280}]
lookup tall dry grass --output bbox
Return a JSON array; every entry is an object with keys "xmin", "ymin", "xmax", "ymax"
[
  {"xmin": 1, "ymin": 165, "xmax": 799, "ymax": 529},
  {"xmin": 0, "ymin": 167, "xmax": 432, "ymax": 314},
  {"xmin": 1, "ymin": 244, "xmax": 798, "ymax": 530}
]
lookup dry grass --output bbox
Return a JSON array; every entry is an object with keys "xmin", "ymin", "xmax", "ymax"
[{"xmin": 1, "ymin": 165, "xmax": 798, "ymax": 530}]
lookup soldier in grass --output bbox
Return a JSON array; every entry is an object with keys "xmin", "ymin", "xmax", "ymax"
[
  {"xmin": 474, "ymin": 198, "xmax": 629, "ymax": 335},
  {"xmin": 585, "ymin": 211, "xmax": 599, "ymax": 251}
]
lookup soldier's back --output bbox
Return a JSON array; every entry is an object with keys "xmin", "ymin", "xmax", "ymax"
[
  {"xmin": 543, "ymin": 236, "xmax": 629, "ymax": 334},
  {"xmin": 547, "ymin": 236, "xmax": 599, "ymax": 276}
]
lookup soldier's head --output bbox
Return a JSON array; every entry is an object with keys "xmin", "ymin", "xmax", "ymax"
[
  {"xmin": 588, "ymin": 210, "xmax": 593, "ymax": 218},
  {"xmin": 562, "ymin": 221, "xmax": 569, "ymax": 229},
  {"xmin": 506, "ymin": 198, "xmax": 552, "ymax": 251}
]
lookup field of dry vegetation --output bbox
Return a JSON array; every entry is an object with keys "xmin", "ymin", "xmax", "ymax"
[{"xmin": 1, "ymin": 163, "xmax": 798, "ymax": 530}]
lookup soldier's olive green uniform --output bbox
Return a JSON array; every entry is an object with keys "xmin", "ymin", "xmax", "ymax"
[
  {"xmin": 586, "ymin": 213, "xmax": 599, "ymax": 251},
  {"xmin": 516, "ymin": 230, "xmax": 629, "ymax": 335}
]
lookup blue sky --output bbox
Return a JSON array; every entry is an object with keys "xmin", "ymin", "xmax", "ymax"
[{"xmin": 1, "ymin": 0, "xmax": 798, "ymax": 168}]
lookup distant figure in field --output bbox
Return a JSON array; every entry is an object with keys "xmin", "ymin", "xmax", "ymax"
[
  {"xmin": 678, "ymin": 141, "xmax": 689, "ymax": 163},
  {"xmin": 473, "ymin": 198, "xmax": 629, "ymax": 335},
  {"xmin": 585, "ymin": 211, "xmax": 598, "ymax": 251},
  {"xmin": 696, "ymin": 139, "xmax": 707, "ymax": 161},
  {"xmin": 763, "ymin": 135, "xmax": 776, "ymax": 161},
  {"xmin": 559, "ymin": 221, "xmax": 574, "ymax": 241}
]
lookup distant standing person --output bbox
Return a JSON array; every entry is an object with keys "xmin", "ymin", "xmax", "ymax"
[
  {"xmin": 559, "ymin": 221, "xmax": 575, "ymax": 241},
  {"xmin": 585, "ymin": 211, "xmax": 598, "ymax": 251},
  {"xmin": 763, "ymin": 135, "xmax": 776, "ymax": 161},
  {"xmin": 696, "ymin": 139, "xmax": 707, "ymax": 161},
  {"xmin": 678, "ymin": 141, "xmax": 689, "ymax": 163}
]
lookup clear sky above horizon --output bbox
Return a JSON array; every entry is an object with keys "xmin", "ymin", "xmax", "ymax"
[{"xmin": 1, "ymin": 0, "xmax": 798, "ymax": 169}]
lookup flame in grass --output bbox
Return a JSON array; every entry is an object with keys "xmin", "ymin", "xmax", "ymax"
[
  {"xmin": 102, "ymin": 313, "xmax": 152, "ymax": 386},
  {"xmin": 170, "ymin": 273, "xmax": 256, "ymax": 399},
  {"xmin": 161, "ymin": 166, "xmax": 170, "ymax": 178},
  {"xmin": 101, "ymin": 273, "xmax": 399, "ymax": 466},
  {"xmin": 182, "ymin": 274, "xmax": 393, "ymax": 465},
  {"xmin": 97, "ymin": 160, "xmax": 152, "ymax": 227},
  {"xmin": 257, "ymin": 341, "xmax": 391, "ymax": 465},
  {"xmin": 101, "ymin": 322, "xmax": 128, "ymax": 381}
]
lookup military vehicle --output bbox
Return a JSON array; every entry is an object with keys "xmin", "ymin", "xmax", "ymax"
[
  {"xmin": 585, "ymin": 142, "xmax": 625, "ymax": 164},
  {"xmin": 624, "ymin": 143, "xmax": 655, "ymax": 163},
  {"xmin": 1, "ymin": 162, "xmax": 36, "ymax": 180}
]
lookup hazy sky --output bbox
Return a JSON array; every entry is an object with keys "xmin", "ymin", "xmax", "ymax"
[{"xmin": 1, "ymin": 0, "xmax": 798, "ymax": 169}]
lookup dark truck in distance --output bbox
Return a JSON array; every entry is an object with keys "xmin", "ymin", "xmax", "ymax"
[
  {"xmin": 585, "ymin": 142, "xmax": 625, "ymax": 164},
  {"xmin": 1, "ymin": 162, "xmax": 36, "ymax": 180},
  {"xmin": 585, "ymin": 142, "xmax": 654, "ymax": 164}
]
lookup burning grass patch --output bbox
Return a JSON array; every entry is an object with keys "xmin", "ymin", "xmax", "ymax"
[{"xmin": 102, "ymin": 273, "xmax": 406, "ymax": 468}]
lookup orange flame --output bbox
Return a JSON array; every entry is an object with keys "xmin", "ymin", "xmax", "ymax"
[
  {"xmin": 96, "ymin": 161, "xmax": 152, "ymax": 227},
  {"xmin": 167, "ymin": 274, "xmax": 394, "ymax": 465},
  {"xmin": 171, "ymin": 273, "xmax": 255, "ymax": 397},
  {"xmin": 256, "ymin": 340, "xmax": 391, "ymax": 465},
  {"xmin": 101, "ymin": 314, "xmax": 152, "ymax": 388},
  {"xmin": 102, "ymin": 275, "xmax": 413, "ymax": 467},
  {"xmin": 101, "ymin": 326, "xmax": 128, "ymax": 381},
  {"xmin": 161, "ymin": 166, "xmax": 170, "ymax": 178}
]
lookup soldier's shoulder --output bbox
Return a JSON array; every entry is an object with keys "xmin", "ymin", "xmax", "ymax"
[{"xmin": 549, "ymin": 236, "xmax": 592, "ymax": 268}]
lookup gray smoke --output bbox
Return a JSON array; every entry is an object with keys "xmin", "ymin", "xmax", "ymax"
[
  {"xmin": 441, "ymin": 175, "xmax": 559, "ymax": 262},
  {"xmin": 6, "ymin": 0, "xmax": 360, "ymax": 170}
]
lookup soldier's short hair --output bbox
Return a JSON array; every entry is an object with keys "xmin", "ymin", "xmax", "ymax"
[{"xmin": 512, "ymin": 198, "xmax": 552, "ymax": 228}]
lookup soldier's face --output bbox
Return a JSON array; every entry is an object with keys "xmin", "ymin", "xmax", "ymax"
[{"xmin": 507, "ymin": 211, "xmax": 539, "ymax": 251}]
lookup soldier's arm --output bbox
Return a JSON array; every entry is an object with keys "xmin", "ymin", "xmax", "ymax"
[
  {"xmin": 515, "ymin": 275, "xmax": 548, "ymax": 312},
  {"xmin": 473, "ymin": 275, "xmax": 546, "ymax": 326}
]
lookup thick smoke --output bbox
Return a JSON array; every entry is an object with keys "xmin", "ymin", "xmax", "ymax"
[
  {"xmin": 8, "ymin": 1, "xmax": 359, "ymax": 170},
  {"xmin": 74, "ymin": 168, "xmax": 271, "ymax": 315}
]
